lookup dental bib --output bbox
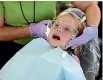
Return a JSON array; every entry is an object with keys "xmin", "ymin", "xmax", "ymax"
[{"xmin": 0, "ymin": 38, "xmax": 86, "ymax": 80}]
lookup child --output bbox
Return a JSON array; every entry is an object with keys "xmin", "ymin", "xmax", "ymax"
[{"xmin": 46, "ymin": 7, "xmax": 86, "ymax": 63}]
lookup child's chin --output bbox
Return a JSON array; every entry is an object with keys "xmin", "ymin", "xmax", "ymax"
[
  {"xmin": 50, "ymin": 43, "xmax": 66, "ymax": 50},
  {"xmin": 50, "ymin": 43, "xmax": 58, "ymax": 48},
  {"xmin": 48, "ymin": 40, "xmax": 58, "ymax": 47}
]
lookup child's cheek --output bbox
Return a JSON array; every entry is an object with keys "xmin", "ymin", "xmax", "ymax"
[
  {"xmin": 61, "ymin": 33, "xmax": 70, "ymax": 41},
  {"xmin": 60, "ymin": 35, "xmax": 69, "ymax": 45}
]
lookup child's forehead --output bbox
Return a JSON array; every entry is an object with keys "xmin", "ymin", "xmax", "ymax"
[
  {"xmin": 57, "ymin": 14, "xmax": 75, "ymax": 23},
  {"xmin": 54, "ymin": 20, "xmax": 71, "ymax": 27},
  {"xmin": 56, "ymin": 15, "xmax": 77, "ymax": 26}
]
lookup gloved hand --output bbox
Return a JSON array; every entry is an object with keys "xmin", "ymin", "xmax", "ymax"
[
  {"xmin": 66, "ymin": 26, "xmax": 98, "ymax": 49},
  {"xmin": 29, "ymin": 20, "xmax": 51, "ymax": 39}
]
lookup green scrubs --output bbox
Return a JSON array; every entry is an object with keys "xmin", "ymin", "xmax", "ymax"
[{"xmin": 0, "ymin": 1, "xmax": 69, "ymax": 45}]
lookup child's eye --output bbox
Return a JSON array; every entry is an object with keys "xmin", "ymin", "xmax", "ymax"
[
  {"xmin": 64, "ymin": 28, "xmax": 69, "ymax": 31},
  {"xmin": 53, "ymin": 24, "xmax": 59, "ymax": 28},
  {"xmin": 55, "ymin": 24, "xmax": 59, "ymax": 27}
]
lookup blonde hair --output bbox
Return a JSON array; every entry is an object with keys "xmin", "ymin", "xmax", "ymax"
[{"xmin": 57, "ymin": 9, "xmax": 86, "ymax": 56}]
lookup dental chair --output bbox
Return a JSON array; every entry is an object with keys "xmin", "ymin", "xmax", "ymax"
[{"xmin": 78, "ymin": 37, "xmax": 101, "ymax": 80}]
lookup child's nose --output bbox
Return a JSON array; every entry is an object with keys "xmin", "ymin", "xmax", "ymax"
[{"xmin": 56, "ymin": 26, "xmax": 63, "ymax": 32}]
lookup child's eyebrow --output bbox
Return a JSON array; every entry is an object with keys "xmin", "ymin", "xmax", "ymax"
[{"xmin": 56, "ymin": 21, "xmax": 76, "ymax": 29}]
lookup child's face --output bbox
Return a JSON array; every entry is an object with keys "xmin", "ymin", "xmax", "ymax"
[{"xmin": 48, "ymin": 14, "xmax": 78, "ymax": 49}]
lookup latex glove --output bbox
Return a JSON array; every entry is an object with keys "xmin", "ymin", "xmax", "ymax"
[
  {"xmin": 66, "ymin": 26, "xmax": 98, "ymax": 49},
  {"xmin": 29, "ymin": 20, "xmax": 51, "ymax": 39}
]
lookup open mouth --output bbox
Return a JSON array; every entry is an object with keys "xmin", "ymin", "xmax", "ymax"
[{"xmin": 52, "ymin": 34, "xmax": 60, "ymax": 40}]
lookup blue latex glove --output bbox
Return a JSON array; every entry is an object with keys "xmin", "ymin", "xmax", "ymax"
[
  {"xmin": 66, "ymin": 26, "xmax": 98, "ymax": 49},
  {"xmin": 29, "ymin": 20, "xmax": 51, "ymax": 39}
]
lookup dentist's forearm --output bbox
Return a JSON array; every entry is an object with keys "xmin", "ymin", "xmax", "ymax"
[
  {"xmin": 71, "ymin": 1, "xmax": 101, "ymax": 27},
  {"xmin": 0, "ymin": 26, "xmax": 30, "ymax": 41},
  {"xmin": 85, "ymin": 3, "xmax": 101, "ymax": 27}
]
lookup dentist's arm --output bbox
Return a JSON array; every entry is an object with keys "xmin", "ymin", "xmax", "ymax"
[
  {"xmin": 0, "ymin": 15, "xmax": 50, "ymax": 41},
  {"xmin": 71, "ymin": 1, "xmax": 101, "ymax": 27},
  {"xmin": 0, "ymin": 16, "xmax": 30, "ymax": 41}
]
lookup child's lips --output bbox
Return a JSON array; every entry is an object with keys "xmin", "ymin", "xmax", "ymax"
[{"xmin": 52, "ymin": 34, "xmax": 60, "ymax": 40}]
